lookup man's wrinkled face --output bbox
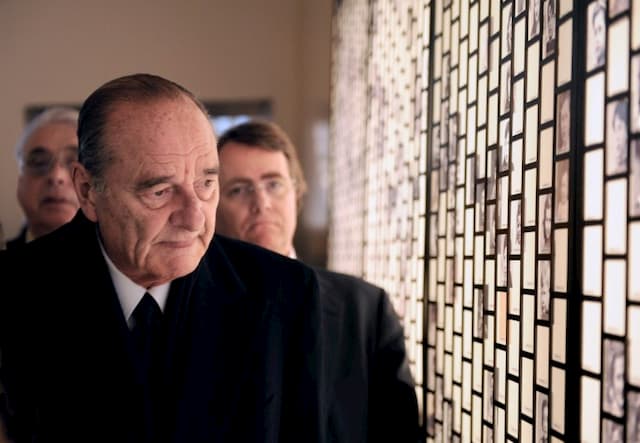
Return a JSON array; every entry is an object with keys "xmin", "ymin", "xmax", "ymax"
[
  {"xmin": 216, "ymin": 144, "xmax": 297, "ymax": 256},
  {"xmin": 17, "ymin": 122, "xmax": 80, "ymax": 237},
  {"xmin": 75, "ymin": 97, "xmax": 219, "ymax": 288}
]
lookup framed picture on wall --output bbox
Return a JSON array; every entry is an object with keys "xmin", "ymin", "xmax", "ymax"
[
  {"xmin": 587, "ymin": 1, "xmax": 606, "ymax": 71},
  {"xmin": 606, "ymin": 99, "xmax": 629, "ymax": 175}
]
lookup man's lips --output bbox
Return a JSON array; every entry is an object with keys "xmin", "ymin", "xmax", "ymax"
[{"xmin": 41, "ymin": 196, "xmax": 76, "ymax": 206}]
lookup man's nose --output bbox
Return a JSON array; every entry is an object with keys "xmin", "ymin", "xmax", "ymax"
[
  {"xmin": 172, "ymin": 191, "xmax": 205, "ymax": 231},
  {"xmin": 249, "ymin": 185, "xmax": 273, "ymax": 212}
]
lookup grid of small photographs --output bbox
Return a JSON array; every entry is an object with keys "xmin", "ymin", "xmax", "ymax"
[
  {"xmin": 329, "ymin": 0, "xmax": 431, "ymax": 431},
  {"xmin": 330, "ymin": 0, "xmax": 639, "ymax": 442},
  {"xmin": 581, "ymin": 1, "xmax": 640, "ymax": 442},
  {"xmin": 424, "ymin": 0, "xmax": 573, "ymax": 440}
]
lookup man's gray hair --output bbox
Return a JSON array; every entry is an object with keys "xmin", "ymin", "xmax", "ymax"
[{"xmin": 15, "ymin": 107, "xmax": 79, "ymax": 168}]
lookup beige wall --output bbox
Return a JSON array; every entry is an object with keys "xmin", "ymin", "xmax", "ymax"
[{"xmin": 0, "ymin": 0, "xmax": 331, "ymax": 262}]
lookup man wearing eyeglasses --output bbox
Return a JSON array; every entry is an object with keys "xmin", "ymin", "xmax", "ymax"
[
  {"xmin": 7, "ymin": 107, "xmax": 79, "ymax": 249},
  {"xmin": 216, "ymin": 120, "xmax": 419, "ymax": 443}
]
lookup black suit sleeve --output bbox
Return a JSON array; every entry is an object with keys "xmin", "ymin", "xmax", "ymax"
[{"xmin": 368, "ymin": 288, "xmax": 419, "ymax": 443}]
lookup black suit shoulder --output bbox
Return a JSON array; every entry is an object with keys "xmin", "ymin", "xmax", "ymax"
[{"xmin": 311, "ymin": 267, "xmax": 419, "ymax": 443}]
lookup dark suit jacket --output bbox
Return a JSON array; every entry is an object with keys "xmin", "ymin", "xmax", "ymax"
[
  {"xmin": 0, "ymin": 212, "xmax": 325, "ymax": 443},
  {"xmin": 5, "ymin": 226, "xmax": 27, "ymax": 250},
  {"xmin": 316, "ymin": 268, "xmax": 418, "ymax": 443}
]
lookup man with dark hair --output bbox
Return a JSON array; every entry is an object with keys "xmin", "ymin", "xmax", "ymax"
[
  {"xmin": 215, "ymin": 120, "xmax": 419, "ymax": 443},
  {"xmin": 0, "ymin": 74, "xmax": 325, "ymax": 443}
]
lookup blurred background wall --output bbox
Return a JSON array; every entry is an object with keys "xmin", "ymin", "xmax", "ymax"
[{"xmin": 0, "ymin": 0, "xmax": 331, "ymax": 265}]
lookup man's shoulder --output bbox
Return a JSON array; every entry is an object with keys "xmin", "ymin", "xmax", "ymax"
[
  {"xmin": 210, "ymin": 234, "xmax": 316, "ymax": 285},
  {"xmin": 312, "ymin": 267, "xmax": 384, "ymax": 297}
]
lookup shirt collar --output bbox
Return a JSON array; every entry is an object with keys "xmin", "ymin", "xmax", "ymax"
[{"xmin": 98, "ymin": 236, "xmax": 170, "ymax": 328}]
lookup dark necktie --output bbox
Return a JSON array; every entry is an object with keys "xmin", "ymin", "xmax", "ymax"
[{"xmin": 131, "ymin": 293, "xmax": 163, "ymax": 442}]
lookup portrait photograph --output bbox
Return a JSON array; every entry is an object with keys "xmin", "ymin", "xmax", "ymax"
[
  {"xmin": 606, "ymin": 99, "xmax": 628, "ymax": 175},
  {"xmin": 555, "ymin": 159, "xmax": 570, "ymax": 223},
  {"xmin": 631, "ymin": 139, "xmax": 640, "ymax": 216},
  {"xmin": 499, "ymin": 176, "xmax": 510, "ymax": 229},
  {"xmin": 537, "ymin": 260, "xmax": 551, "ymax": 321},
  {"xmin": 556, "ymin": 90, "xmax": 571, "ymax": 154},
  {"xmin": 628, "ymin": 391, "xmax": 640, "ymax": 443},
  {"xmin": 632, "ymin": 55, "xmax": 640, "ymax": 133},
  {"xmin": 475, "ymin": 288, "xmax": 485, "ymax": 339},
  {"xmin": 487, "ymin": 204, "xmax": 497, "ymax": 254},
  {"xmin": 529, "ymin": 0, "xmax": 541, "ymax": 39},
  {"xmin": 536, "ymin": 392, "xmax": 549, "ymax": 443},
  {"xmin": 538, "ymin": 194, "xmax": 553, "ymax": 254},
  {"xmin": 499, "ymin": 119, "xmax": 512, "ymax": 172},
  {"xmin": 501, "ymin": 62, "xmax": 512, "ymax": 115},
  {"xmin": 498, "ymin": 234, "xmax": 509, "ymax": 287},
  {"xmin": 487, "ymin": 148, "xmax": 497, "ymax": 200},
  {"xmin": 476, "ymin": 183, "xmax": 486, "ymax": 232},
  {"xmin": 602, "ymin": 419, "xmax": 623, "ymax": 443},
  {"xmin": 542, "ymin": 0, "xmax": 556, "ymax": 58},
  {"xmin": 603, "ymin": 339, "xmax": 625, "ymax": 417},
  {"xmin": 502, "ymin": 3, "xmax": 513, "ymax": 57},
  {"xmin": 609, "ymin": 0, "xmax": 629, "ymax": 17},
  {"xmin": 511, "ymin": 199, "xmax": 522, "ymax": 254},
  {"xmin": 587, "ymin": 0, "xmax": 606, "ymax": 71}
]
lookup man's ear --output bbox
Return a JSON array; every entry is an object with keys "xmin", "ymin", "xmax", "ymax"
[{"xmin": 72, "ymin": 162, "xmax": 99, "ymax": 222}]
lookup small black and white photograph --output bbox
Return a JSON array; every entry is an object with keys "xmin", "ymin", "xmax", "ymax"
[
  {"xmin": 487, "ymin": 204, "xmax": 497, "ymax": 254},
  {"xmin": 631, "ymin": 140, "xmax": 640, "ymax": 216},
  {"xmin": 502, "ymin": 3, "xmax": 513, "ymax": 57},
  {"xmin": 542, "ymin": 0, "xmax": 556, "ymax": 58},
  {"xmin": 602, "ymin": 419, "xmax": 623, "ymax": 443},
  {"xmin": 475, "ymin": 288, "xmax": 485, "ymax": 339},
  {"xmin": 538, "ymin": 194, "xmax": 552, "ymax": 254},
  {"xmin": 587, "ymin": 0, "xmax": 606, "ymax": 71},
  {"xmin": 556, "ymin": 90, "xmax": 571, "ymax": 154},
  {"xmin": 536, "ymin": 392, "xmax": 549, "ymax": 443},
  {"xmin": 632, "ymin": 55, "xmax": 640, "ymax": 133},
  {"xmin": 606, "ymin": 99, "xmax": 628, "ymax": 175},
  {"xmin": 628, "ymin": 391, "xmax": 640, "ymax": 443},
  {"xmin": 498, "ymin": 234, "xmax": 509, "ymax": 288},
  {"xmin": 501, "ymin": 62, "xmax": 512, "ymax": 115},
  {"xmin": 499, "ymin": 119, "xmax": 511, "ymax": 172},
  {"xmin": 499, "ymin": 176, "xmax": 510, "ymax": 229},
  {"xmin": 487, "ymin": 149, "xmax": 497, "ymax": 200},
  {"xmin": 603, "ymin": 339, "xmax": 625, "ymax": 417},
  {"xmin": 537, "ymin": 260, "xmax": 551, "ymax": 321},
  {"xmin": 511, "ymin": 199, "xmax": 522, "ymax": 254},
  {"xmin": 529, "ymin": 0, "xmax": 541, "ymax": 39},
  {"xmin": 476, "ymin": 183, "xmax": 486, "ymax": 232},
  {"xmin": 555, "ymin": 159, "xmax": 570, "ymax": 223},
  {"xmin": 443, "ymin": 55, "xmax": 451, "ymax": 99},
  {"xmin": 480, "ymin": 23, "xmax": 489, "ymax": 74},
  {"xmin": 609, "ymin": 0, "xmax": 629, "ymax": 17}
]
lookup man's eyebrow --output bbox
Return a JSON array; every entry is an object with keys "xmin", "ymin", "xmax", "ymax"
[{"xmin": 135, "ymin": 175, "xmax": 173, "ymax": 191}]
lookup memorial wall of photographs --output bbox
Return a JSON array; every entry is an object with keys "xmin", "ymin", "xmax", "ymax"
[
  {"xmin": 580, "ymin": 1, "xmax": 640, "ymax": 442},
  {"xmin": 329, "ymin": 0, "xmax": 640, "ymax": 442},
  {"xmin": 329, "ymin": 0, "xmax": 431, "ymax": 429}
]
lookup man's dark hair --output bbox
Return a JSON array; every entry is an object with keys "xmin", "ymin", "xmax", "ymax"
[
  {"xmin": 77, "ymin": 73, "xmax": 209, "ymax": 189},
  {"xmin": 217, "ymin": 120, "xmax": 308, "ymax": 205}
]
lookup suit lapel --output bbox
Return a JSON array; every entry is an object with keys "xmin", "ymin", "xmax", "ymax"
[{"xmin": 171, "ymin": 239, "xmax": 269, "ymax": 441}]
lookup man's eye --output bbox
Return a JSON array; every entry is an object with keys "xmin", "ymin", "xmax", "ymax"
[
  {"xmin": 227, "ymin": 186, "xmax": 247, "ymax": 197},
  {"xmin": 266, "ymin": 179, "xmax": 284, "ymax": 192}
]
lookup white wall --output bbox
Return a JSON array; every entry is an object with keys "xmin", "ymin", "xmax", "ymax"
[{"xmin": 0, "ymin": 0, "xmax": 331, "ymax": 255}]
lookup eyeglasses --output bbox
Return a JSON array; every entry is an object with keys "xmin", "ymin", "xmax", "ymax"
[
  {"xmin": 22, "ymin": 147, "xmax": 78, "ymax": 177},
  {"xmin": 223, "ymin": 177, "xmax": 293, "ymax": 204}
]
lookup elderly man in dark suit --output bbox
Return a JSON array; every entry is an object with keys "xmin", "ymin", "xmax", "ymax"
[
  {"xmin": 215, "ymin": 120, "xmax": 419, "ymax": 443},
  {"xmin": 0, "ymin": 74, "xmax": 325, "ymax": 443}
]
